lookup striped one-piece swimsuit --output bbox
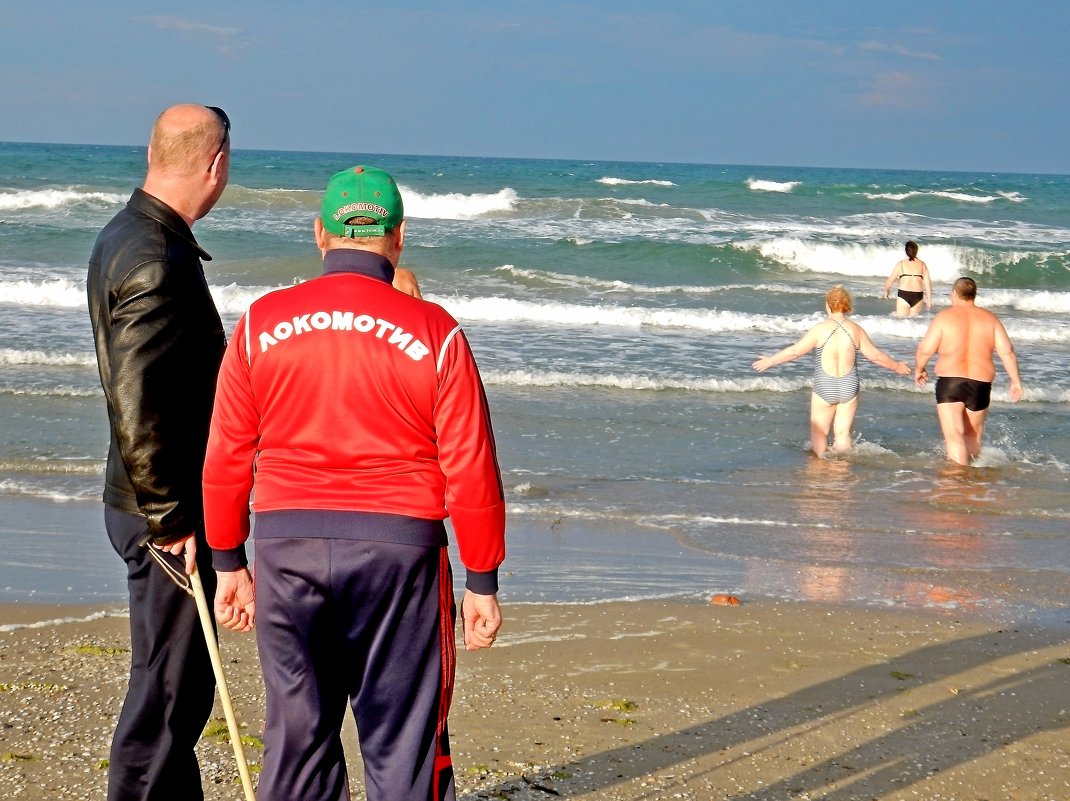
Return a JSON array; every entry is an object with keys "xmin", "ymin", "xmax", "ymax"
[{"xmin": 812, "ymin": 320, "xmax": 860, "ymax": 404}]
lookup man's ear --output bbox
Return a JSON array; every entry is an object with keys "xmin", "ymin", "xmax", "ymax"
[
  {"xmin": 393, "ymin": 219, "xmax": 407, "ymax": 251},
  {"xmin": 209, "ymin": 149, "xmax": 226, "ymax": 180},
  {"xmin": 314, "ymin": 217, "xmax": 328, "ymax": 255}
]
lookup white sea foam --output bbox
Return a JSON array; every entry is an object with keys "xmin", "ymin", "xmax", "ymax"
[
  {"xmin": 400, "ymin": 185, "xmax": 518, "ymax": 219},
  {"xmin": 209, "ymin": 282, "xmax": 280, "ymax": 315},
  {"xmin": 0, "ymin": 609, "xmax": 125, "ymax": 633},
  {"xmin": 0, "ymin": 276, "xmax": 281, "ymax": 317},
  {"xmin": 614, "ymin": 197, "xmax": 668, "ymax": 208},
  {"xmin": 641, "ymin": 512, "xmax": 831, "ymax": 530},
  {"xmin": 435, "ymin": 295, "xmax": 794, "ymax": 334},
  {"xmin": 0, "ymin": 458, "xmax": 102, "ymax": 475},
  {"xmin": 716, "ymin": 211, "xmax": 1070, "ymax": 249},
  {"xmin": 745, "ymin": 239, "xmax": 891, "ymax": 277},
  {"xmin": 862, "ymin": 189, "xmax": 1028, "ymax": 204},
  {"xmin": 747, "ymin": 178, "xmax": 800, "ymax": 193},
  {"xmin": 494, "ymin": 265, "xmax": 780, "ymax": 295},
  {"xmin": 596, "ymin": 177, "xmax": 676, "ymax": 187},
  {"xmin": 0, "ymin": 278, "xmax": 86, "ymax": 307},
  {"xmin": 0, "ymin": 348, "xmax": 96, "ymax": 367},
  {"xmin": 483, "ymin": 367, "xmax": 1067, "ymax": 401},
  {"xmin": 978, "ymin": 288, "xmax": 1070, "ymax": 314},
  {"xmin": 0, "ymin": 478, "xmax": 94, "ymax": 502},
  {"xmin": 433, "ymin": 294, "xmax": 1070, "ymax": 344},
  {"xmin": 0, "ymin": 385, "xmax": 100, "ymax": 397},
  {"xmin": 505, "ymin": 503, "xmax": 618, "ymax": 521},
  {"xmin": 433, "ymin": 199, "xmax": 1070, "ymax": 253},
  {"xmin": 0, "ymin": 187, "xmax": 125, "ymax": 211},
  {"xmin": 483, "ymin": 369, "xmax": 780, "ymax": 392},
  {"xmin": 736, "ymin": 238, "xmax": 1049, "ymax": 283}
]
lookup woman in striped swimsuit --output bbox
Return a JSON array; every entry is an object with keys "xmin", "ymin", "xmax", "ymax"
[{"xmin": 752, "ymin": 286, "xmax": 912, "ymax": 456}]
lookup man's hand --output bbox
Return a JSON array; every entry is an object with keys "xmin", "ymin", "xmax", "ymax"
[
  {"xmin": 914, "ymin": 366, "xmax": 929, "ymax": 388},
  {"xmin": 214, "ymin": 568, "xmax": 255, "ymax": 632},
  {"xmin": 1009, "ymin": 381, "xmax": 1024, "ymax": 402},
  {"xmin": 155, "ymin": 534, "xmax": 197, "ymax": 575},
  {"xmin": 461, "ymin": 590, "xmax": 501, "ymax": 651}
]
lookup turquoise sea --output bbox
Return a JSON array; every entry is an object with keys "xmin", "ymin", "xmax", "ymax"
[{"xmin": 1, "ymin": 142, "xmax": 1067, "ymax": 624}]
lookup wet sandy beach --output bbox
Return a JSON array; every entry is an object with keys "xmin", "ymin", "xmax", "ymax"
[{"xmin": 2, "ymin": 598, "xmax": 1068, "ymax": 800}]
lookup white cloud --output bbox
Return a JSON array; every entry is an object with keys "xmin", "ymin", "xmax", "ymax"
[
  {"xmin": 859, "ymin": 41, "xmax": 941, "ymax": 61},
  {"xmin": 857, "ymin": 71, "xmax": 929, "ymax": 108},
  {"xmin": 133, "ymin": 15, "xmax": 241, "ymax": 37}
]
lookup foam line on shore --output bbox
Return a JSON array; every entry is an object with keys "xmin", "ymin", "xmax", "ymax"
[{"xmin": 0, "ymin": 607, "xmax": 126, "ymax": 632}]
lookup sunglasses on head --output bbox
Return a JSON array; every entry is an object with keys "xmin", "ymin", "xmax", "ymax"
[{"xmin": 206, "ymin": 106, "xmax": 231, "ymax": 161}]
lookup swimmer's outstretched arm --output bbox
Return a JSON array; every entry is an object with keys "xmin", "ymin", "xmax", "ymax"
[
  {"xmin": 858, "ymin": 329, "xmax": 910, "ymax": 375},
  {"xmin": 752, "ymin": 327, "xmax": 819, "ymax": 372}
]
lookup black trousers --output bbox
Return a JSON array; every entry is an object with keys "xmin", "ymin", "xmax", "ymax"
[{"xmin": 105, "ymin": 506, "xmax": 217, "ymax": 801}]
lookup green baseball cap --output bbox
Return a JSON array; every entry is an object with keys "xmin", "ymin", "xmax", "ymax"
[{"xmin": 321, "ymin": 165, "xmax": 404, "ymax": 237}]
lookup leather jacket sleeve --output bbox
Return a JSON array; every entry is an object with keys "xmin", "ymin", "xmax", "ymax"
[
  {"xmin": 106, "ymin": 258, "xmax": 223, "ymax": 543},
  {"xmin": 89, "ymin": 190, "xmax": 226, "ymax": 546}
]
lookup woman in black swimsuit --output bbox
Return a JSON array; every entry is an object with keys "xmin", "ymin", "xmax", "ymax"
[{"xmin": 883, "ymin": 240, "xmax": 932, "ymax": 317}]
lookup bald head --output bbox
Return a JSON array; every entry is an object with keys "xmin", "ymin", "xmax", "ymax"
[
  {"xmin": 142, "ymin": 104, "xmax": 231, "ymax": 225},
  {"xmin": 148, "ymin": 104, "xmax": 228, "ymax": 177}
]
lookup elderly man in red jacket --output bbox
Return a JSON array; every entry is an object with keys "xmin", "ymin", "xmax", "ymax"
[{"xmin": 203, "ymin": 166, "xmax": 506, "ymax": 801}]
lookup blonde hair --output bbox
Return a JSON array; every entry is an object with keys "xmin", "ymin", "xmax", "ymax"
[{"xmin": 826, "ymin": 286, "xmax": 853, "ymax": 314}]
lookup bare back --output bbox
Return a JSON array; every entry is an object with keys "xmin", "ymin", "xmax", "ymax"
[
  {"xmin": 893, "ymin": 258, "xmax": 928, "ymax": 292},
  {"xmin": 814, "ymin": 318, "xmax": 859, "ymax": 378},
  {"xmin": 928, "ymin": 305, "xmax": 1003, "ymax": 381}
]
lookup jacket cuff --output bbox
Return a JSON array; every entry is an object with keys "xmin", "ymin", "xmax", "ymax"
[
  {"xmin": 211, "ymin": 546, "xmax": 248, "ymax": 572},
  {"xmin": 148, "ymin": 530, "xmax": 188, "ymax": 547},
  {"xmin": 465, "ymin": 568, "xmax": 499, "ymax": 595}
]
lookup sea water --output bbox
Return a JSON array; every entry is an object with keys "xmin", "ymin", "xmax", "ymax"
[{"xmin": 1, "ymin": 142, "xmax": 1067, "ymax": 623}]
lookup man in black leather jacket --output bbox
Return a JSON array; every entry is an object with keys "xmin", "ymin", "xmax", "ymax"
[{"xmin": 87, "ymin": 103, "xmax": 231, "ymax": 801}]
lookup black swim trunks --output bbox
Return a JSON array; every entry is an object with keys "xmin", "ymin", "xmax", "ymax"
[
  {"xmin": 935, "ymin": 376, "xmax": 992, "ymax": 412},
  {"xmin": 897, "ymin": 289, "xmax": 924, "ymax": 308}
]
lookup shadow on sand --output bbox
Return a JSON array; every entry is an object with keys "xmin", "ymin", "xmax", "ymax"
[{"xmin": 463, "ymin": 623, "xmax": 1070, "ymax": 799}]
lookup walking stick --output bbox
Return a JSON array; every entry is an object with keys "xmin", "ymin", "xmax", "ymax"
[
  {"xmin": 190, "ymin": 565, "xmax": 257, "ymax": 801},
  {"xmin": 141, "ymin": 538, "xmax": 256, "ymax": 801}
]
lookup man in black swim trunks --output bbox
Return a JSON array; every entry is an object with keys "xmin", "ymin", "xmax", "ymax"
[{"xmin": 914, "ymin": 277, "xmax": 1024, "ymax": 464}]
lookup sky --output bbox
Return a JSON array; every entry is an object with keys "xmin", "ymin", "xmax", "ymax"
[{"xmin": 2, "ymin": 1, "xmax": 1068, "ymax": 174}]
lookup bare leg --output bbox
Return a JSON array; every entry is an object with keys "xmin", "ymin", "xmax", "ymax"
[
  {"xmin": 964, "ymin": 407, "xmax": 989, "ymax": 460},
  {"xmin": 906, "ymin": 301, "xmax": 925, "ymax": 318},
  {"xmin": 809, "ymin": 393, "xmax": 836, "ymax": 456},
  {"xmin": 830, "ymin": 396, "xmax": 859, "ymax": 452},
  {"xmin": 894, "ymin": 298, "xmax": 911, "ymax": 317},
  {"xmin": 936, "ymin": 401, "xmax": 970, "ymax": 465}
]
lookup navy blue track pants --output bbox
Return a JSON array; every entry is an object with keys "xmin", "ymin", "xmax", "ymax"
[{"xmin": 254, "ymin": 537, "xmax": 457, "ymax": 801}]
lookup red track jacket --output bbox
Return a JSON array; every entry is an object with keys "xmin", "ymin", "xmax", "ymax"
[{"xmin": 202, "ymin": 250, "xmax": 505, "ymax": 583}]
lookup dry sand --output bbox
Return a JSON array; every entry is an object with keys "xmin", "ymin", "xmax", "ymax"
[{"xmin": 1, "ymin": 599, "xmax": 1068, "ymax": 800}]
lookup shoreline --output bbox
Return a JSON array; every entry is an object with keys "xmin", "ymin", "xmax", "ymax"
[
  {"xmin": 2, "ymin": 598, "xmax": 1068, "ymax": 800},
  {"xmin": 7, "ymin": 499, "xmax": 1070, "ymax": 631}
]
